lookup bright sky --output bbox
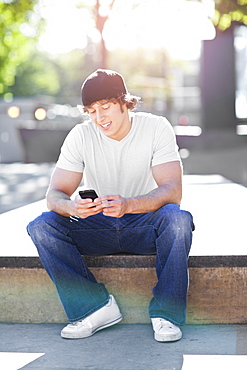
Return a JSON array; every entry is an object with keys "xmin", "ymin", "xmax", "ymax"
[{"xmin": 38, "ymin": 0, "xmax": 216, "ymax": 60}]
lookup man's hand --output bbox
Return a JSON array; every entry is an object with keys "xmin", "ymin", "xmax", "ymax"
[
  {"xmin": 94, "ymin": 195, "xmax": 129, "ymax": 218},
  {"xmin": 73, "ymin": 195, "xmax": 103, "ymax": 218}
]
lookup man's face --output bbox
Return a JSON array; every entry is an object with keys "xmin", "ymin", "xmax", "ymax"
[{"xmin": 87, "ymin": 100, "xmax": 131, "ymax": 141}]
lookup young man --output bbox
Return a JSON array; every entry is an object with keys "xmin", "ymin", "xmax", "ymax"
[{"xmin": 27, "ymin": 69, "xmax": 194, "ymax": 342}]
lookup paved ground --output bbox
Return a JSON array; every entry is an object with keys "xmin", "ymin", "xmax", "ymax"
[
  {"xmin": 0, "ymin": 323, "xmax": 247, "ymax": 369},
  {"xmin": 182, "ymin": 145, "xmax": 247, "ymax": 187},
  {"xmin": 0, "ymin": 162, "xmax": 54, "ymax": 214}
]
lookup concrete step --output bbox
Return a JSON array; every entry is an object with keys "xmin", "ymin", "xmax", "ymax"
[
  {"xmin": 1, "ymin": 255, "xmax": 247, "ymax": 325},
  {"xmin": 0, "ymin": 175, "xmax": 247, "ymax": 324}
]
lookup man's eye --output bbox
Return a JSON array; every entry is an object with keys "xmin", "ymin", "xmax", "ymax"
[
  {"xmin": 89, "ymin": 110, "xmax": 95, "ymax": 114},
  {"xmin": 102, "ymin": 105, "xmax": 109, "ymax": 110}
]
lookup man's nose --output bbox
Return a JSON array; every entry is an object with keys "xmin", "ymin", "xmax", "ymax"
[
  {"xmin": 97, "ymin": 114, "xmax": 105, "ymax": 123},
  {"xmin": 96, "ymin": 110, "xmax": 105, "ymax": 123}
]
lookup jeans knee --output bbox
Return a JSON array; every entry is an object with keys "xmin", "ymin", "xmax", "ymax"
[
  {"xmin": 27, "ymin": 212, "xmax": 54, "ymax": 241},
  {"xmin": 27, "ymin": 214, "xmax": 45, "ymax": 239},
  {"xmin": 157, "ymin": 204, "xmax": 194, "ymax": 234},
  {"xmin": 175, "ymin": 209, "xmax": 194, "ymax": 233}
]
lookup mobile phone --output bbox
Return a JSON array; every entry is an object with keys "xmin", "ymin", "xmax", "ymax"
[{"xmin": 79, "ymin": 189, "xmax": 98, "ymax": 200}]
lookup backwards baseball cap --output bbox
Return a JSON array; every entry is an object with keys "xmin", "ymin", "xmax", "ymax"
[{"xmin": 81, "ymin": 69, "xmax": 128, "ymax": 107}]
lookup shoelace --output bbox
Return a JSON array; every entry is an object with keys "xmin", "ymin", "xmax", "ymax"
[
  {"xmin": 154, "ymin": 319, "xmax": 174, "ymax": 331},
  {"xmin": 69, "ymin": 316, "xmax": 91, "ymax": 328}
]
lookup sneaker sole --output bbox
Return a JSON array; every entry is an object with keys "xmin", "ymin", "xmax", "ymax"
[
  {"xmin": 154, "ymin": 331, "xmax": 182, "ymax": 342},
  {"xmin": 61, "ymin": 315, "xmax": 123, "ymax": 339},
  {"xmin": 93, "ymin": 314, "xmax": 123, "ymax": 334}
]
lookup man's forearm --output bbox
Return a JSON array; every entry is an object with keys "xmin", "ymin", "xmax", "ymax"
[
  {"xmin": 46, "ymin": 189, "xmax": 74, "ymax": 217},
  {"xmin": 126, "ymin": 184, "xmax": 182, "ymax": 214}
]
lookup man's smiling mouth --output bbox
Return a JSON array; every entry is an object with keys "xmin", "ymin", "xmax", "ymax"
[{"xmin": 100, "ymin": 122, "xmax": 111, "ymax": 130}]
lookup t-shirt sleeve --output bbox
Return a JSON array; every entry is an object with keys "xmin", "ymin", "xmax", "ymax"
[
  {"xmin": 56, "ymin": 125, "xmax": 85, "ymax": 173},
  {"xmin": 151, "ymin": 117, "xmax": 181, "ymax": 167}
]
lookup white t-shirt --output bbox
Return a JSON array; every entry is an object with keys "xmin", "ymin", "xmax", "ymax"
[{"xmin": 56, "ymin": 112, "xmax": 180, "ymax": 197}]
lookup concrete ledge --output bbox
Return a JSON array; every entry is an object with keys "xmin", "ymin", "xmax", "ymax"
[
  {"xmin": 1, "ymin": 254, "xmax": 247, "ymax": 325},
  {"xmin": 1, "ymin": 253, "xmax": 247, "ymax": 325},
  {"xmin": 187, "ymin": 267, "xmax": 247, "ymax": 325},
  {"xmin": 1, "ymin": 264, "xmax": 247, "ymax": 325},
  {"xmin": 1, "ymin": 254, "xmax": 247, "ymax": 269}
]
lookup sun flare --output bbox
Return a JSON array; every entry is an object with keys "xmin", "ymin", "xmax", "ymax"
[{"xmin": 38, "ymin": 0, "xmax": 215, "ymax": 60}]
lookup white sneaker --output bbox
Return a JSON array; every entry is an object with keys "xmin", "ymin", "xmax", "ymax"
[
  {"xmin": 151, "ymin": 318, "xmax": 182, "ymax": 342},
  {"xmin": 61, "ymin": 295, "xmax": 122, "ymax": 339}
]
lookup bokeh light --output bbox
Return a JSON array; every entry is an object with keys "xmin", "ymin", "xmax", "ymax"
[
  {"xmin": 7, "ymin": 106, "xmax": 20, "ymax": 118},
  {"xmin": 34, "ymin": 108, "xmax": 47, "ymax": 120}
]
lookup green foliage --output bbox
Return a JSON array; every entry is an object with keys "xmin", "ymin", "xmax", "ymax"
[
  {"xmin": 187, "ymin": 0, "xmax": 247, "ymax": 31},
  {"xmin": 213, "ymin": 0, "xmax": 247, "ymax": 31},
  {"xmin": 0, "ymin": 0, "xmax": 43, "ymax": 97},
  {"xmin": 11, "ymin": 52, "xmax": 61, "ymax": 97},
  {"xmin": 10, "ymin": 47, "xmax": 94, "ymax": 101}
]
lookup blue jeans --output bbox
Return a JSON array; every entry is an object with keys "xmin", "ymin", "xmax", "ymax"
[{"xmin": 27, "ymin": 204, "xmax": 194, "ymax": 326}]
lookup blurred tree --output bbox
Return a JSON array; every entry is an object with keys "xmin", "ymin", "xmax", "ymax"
[
  {"xmin": 11, "ymin": 52, "xmax": 61, "ymax": 97},
  {"xmin": 94, "ymin": 0, "xmax": 113, "ymax": 68},
  {"xmin": 77, "ymin": 0, "xmax": 155, "ymax": 69},
  {"xmin": 77, "ymin": 0, "xmax": 115, "ymax": 68},
  {"xmin": 187, "ymin": 0, "xmax": 247, "ymax": 31},
  {"xmin": 213, "ymin": 0, "xmax": 247, "ymax": 31},
  {"xmin": 0, "ymin": 0, "xmax": 43, "ymax": 98},
  {"xmin": 11, "ymin": 48, "xmax": 91, "ymax": 103}
]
